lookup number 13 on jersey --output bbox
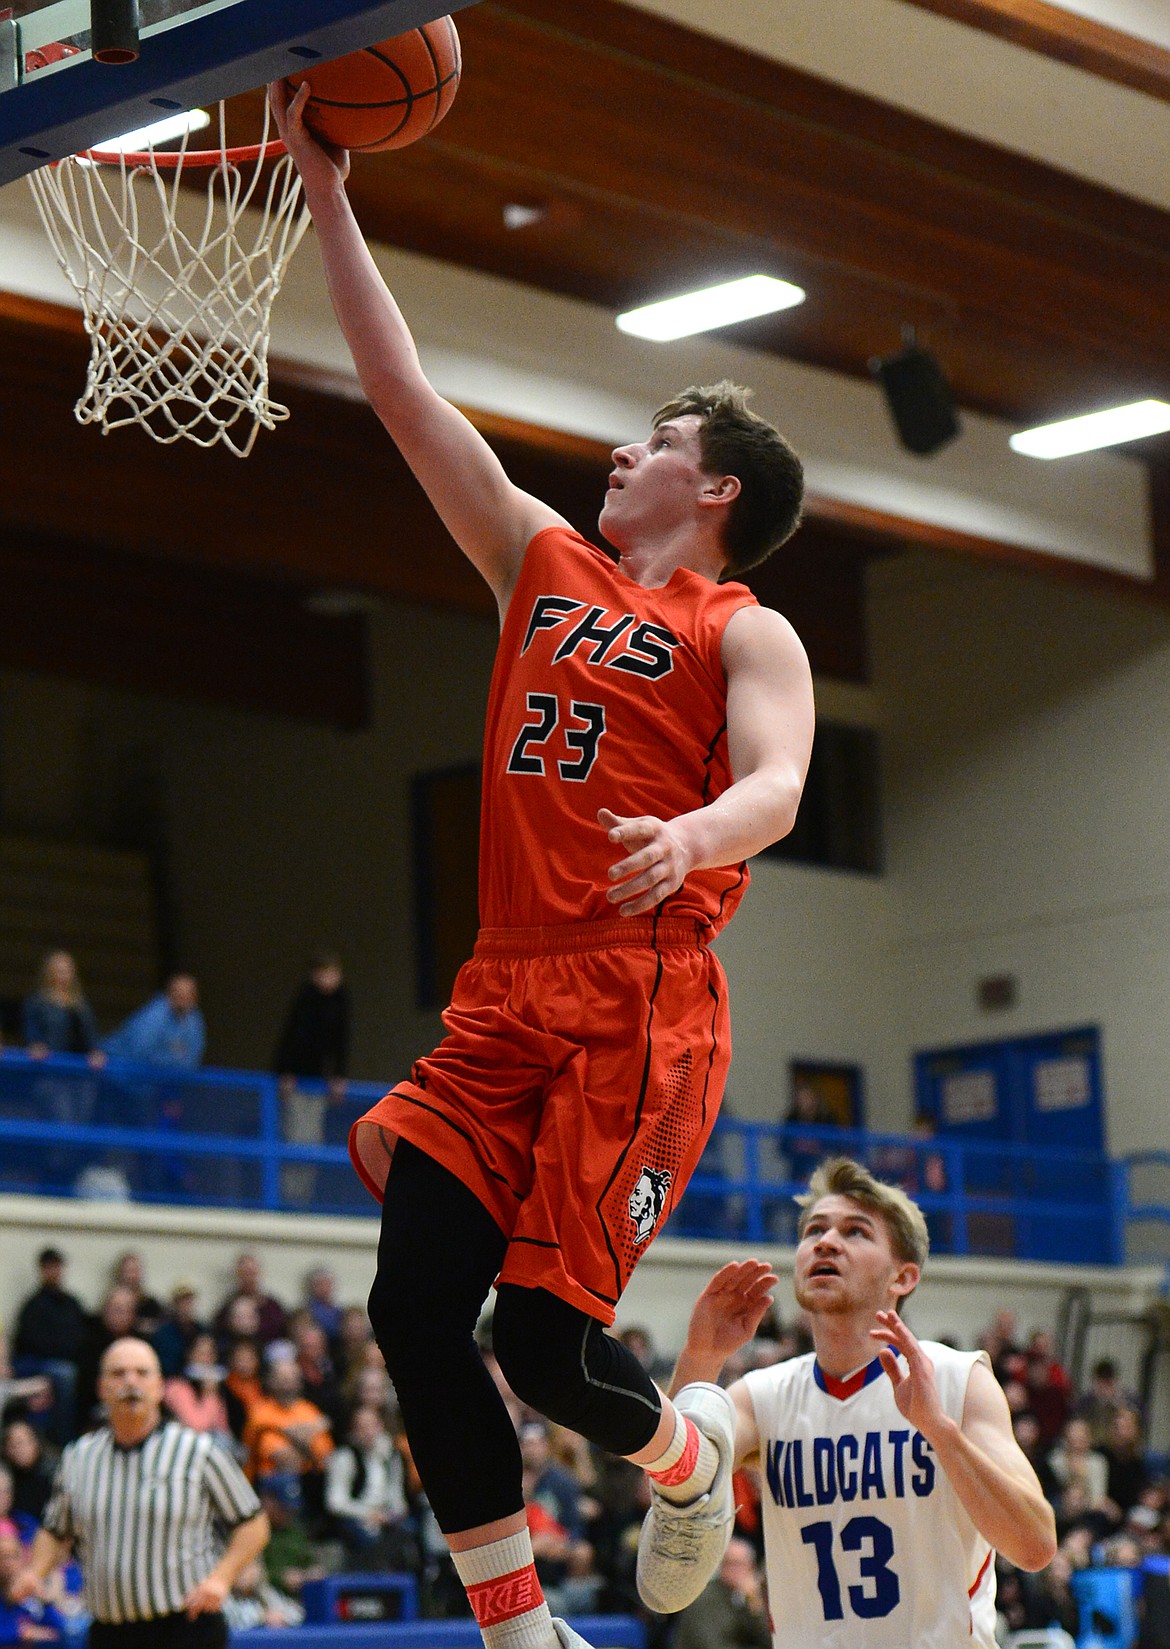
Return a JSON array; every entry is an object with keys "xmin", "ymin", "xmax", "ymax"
[{"xmin": 802, "ymin": 1516, "xmax": 900, "ymax": 1620}]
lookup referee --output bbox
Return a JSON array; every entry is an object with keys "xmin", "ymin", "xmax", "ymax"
[{"xmin": 12, "ymin": 1336, "xmax": 269, "ymax": 1648}]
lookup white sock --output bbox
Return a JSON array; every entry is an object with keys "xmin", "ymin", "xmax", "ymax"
[
  {"xmin": 451, "ymin": 1528, "xmax": 559, "ymax": 1649},
  {"xmin": 643, "ymin": 1408, "xmax": 720, "ymax": 1505}
]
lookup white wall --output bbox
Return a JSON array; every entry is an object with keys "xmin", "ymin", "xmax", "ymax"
[
  {"xmin": 871, "ymin": 550, "xmax": 1170, "ymax": 1156},
  {"xmin": 713, "ymin": 858, "xmax": 904, "ymax": 1129},
  {"xmin": 0, "ymin": 598, "xmax": 499, "ymax": 1079}
]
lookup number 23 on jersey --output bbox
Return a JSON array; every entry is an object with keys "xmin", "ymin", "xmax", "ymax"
[{"xmin": 506, "ymin": 691, "xmax": 607, "ymax": 783}]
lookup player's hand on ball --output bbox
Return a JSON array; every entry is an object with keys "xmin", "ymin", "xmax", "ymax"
[
  {"xmin": 268, "ymin": 80, "xmax": 350, "ymax": 187},
  {"xmin": 600, "ymin": 808, "xmax": 692, "ymax": 916}
]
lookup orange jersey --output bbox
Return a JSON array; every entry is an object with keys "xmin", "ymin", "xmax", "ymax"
[{"xmin": 480, "ymin": 526, "xmax": 759, "ymax": 932}]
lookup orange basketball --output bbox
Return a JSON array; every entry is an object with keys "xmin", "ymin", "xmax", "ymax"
[{"xmin": 286, "ymin": 16, "xmax": 460, "ymax": 153}]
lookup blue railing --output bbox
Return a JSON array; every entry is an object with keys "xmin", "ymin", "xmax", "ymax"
[
  {"xmin": 673, "ymin": 1118, "xmax": 1126, "ymax": 1264},
  {"xmin": 0, "ymin": 1048, "xmax": 385, "ymax": 1217},
  {"xmin": 0, "ymin": 1051, "xmax": 1145, "ymax": 1264}
]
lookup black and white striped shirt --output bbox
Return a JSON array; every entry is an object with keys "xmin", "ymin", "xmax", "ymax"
[{"xmin": 42, "ymin": 1421, "xmax": 261, "ymax": 1623}]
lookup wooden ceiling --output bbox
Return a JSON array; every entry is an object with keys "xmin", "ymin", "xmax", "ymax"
[
  {"xmin": 0, "ymin": 295, "xmax": 878, "ymax": 721},
  {"xmin": 263, "ymin": 0, "xmax": 1170, "ymax": 428},
  {"xmin": 3, "ymin": 0, "xmax": 1170, "ymax": 720},
  {"xmin": 899, "ymin": 0, "xmax": 1170, "ymax": 103}
]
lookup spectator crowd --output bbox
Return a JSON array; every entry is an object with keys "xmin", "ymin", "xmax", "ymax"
[
  {"xmin": 2, "ymin": 1241, "xmax": 1169, "ymax": 1648},
  {"xmin": 6, "ymin": 947, "xmax": 350, "ymax": 1089},
  {"xmin": 0, "ymin": 947, "xmax": 355, "ymax": 1208},
  {"xmin": 0, "ymin": 953, "xmax": 1166, "ymax": 1645}
]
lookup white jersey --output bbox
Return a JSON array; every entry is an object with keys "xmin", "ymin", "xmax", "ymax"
[{"xmin": 744, "ymin": 1343, "xmax": 995, "ymax": 1649}]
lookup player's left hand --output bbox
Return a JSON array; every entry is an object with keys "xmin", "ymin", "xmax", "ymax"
[
  {"xmin": 184, "ymin": 1573, "xmax": 229, "ymax": 1618},
  {"xmin": 871, "ymin": 1310, "xmax": 946, "ymax": 1440},
  {"xmin": 599, "ymin": 808, "xmax": 693, "ymax": 917}
]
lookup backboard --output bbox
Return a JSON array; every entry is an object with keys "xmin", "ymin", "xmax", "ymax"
[{"xmin": 0, "ymin": 0, "xmax": 478, "ymax": 185}]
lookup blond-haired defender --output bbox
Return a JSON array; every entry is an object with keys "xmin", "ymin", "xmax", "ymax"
[{"xmin": 636, "ymin": 1157, "xmax": 1057, "ymax": 1643}]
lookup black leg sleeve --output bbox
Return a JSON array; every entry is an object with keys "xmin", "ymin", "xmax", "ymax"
[
  {"xmin": 366, "ymin": 1139, "xmax": 522, "ymax": 1533},
  {"xmin": 493, "ymin": 1282, "xmax": 663, "ymax": 1457}
]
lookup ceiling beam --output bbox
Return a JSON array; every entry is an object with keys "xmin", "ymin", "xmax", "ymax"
[
  {"xmin": 297, "ymin": 0, "xmax": 1170, "ymax": 426},
  {"xmin": 2, "ymin": 292, "xmax": 1164, "ymax": 710},
  {"xmin": 897, "ymin": 0, "xmax": 1170, "ymax": 104}
]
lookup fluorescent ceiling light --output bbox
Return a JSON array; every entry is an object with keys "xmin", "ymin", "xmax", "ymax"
[
  {"xmin": 616, "ymin": 274, "xmax": 805, "ymax": 342},
  {"xmin": 1010, "ymin": 399, "xmax": 1170, "ymax": 459},
  {"xmin": 90, "ymin": 109, "xmax": 212, "ymax": 152}
]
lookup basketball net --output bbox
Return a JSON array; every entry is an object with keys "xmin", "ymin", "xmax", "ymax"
[{"xmin": 27, "ymin": 101, "xmax": 310, "ymax": 457}]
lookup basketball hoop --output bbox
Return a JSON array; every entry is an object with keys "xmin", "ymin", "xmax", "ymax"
[{"xmin": 26, "ymin": 100, "xmax": 310, "ymax": 457}]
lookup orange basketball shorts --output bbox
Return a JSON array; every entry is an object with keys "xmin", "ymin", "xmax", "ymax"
[{"xmin": 349, "ymin": 917, "xmax": 731, "ymax": 1323}]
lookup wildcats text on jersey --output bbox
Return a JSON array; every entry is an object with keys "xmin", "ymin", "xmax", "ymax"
[{"xmin": 764, "ymin": 1428, "xmax": 936, "ymax": 1510}]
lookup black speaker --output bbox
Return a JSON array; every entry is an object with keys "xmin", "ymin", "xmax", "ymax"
[{"xmin": 871, "ymin": 335, "xmax": 961, "ymax": 456}]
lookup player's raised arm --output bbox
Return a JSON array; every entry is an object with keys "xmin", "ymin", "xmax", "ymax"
[
  {"xmin": 269, "ymin": 80, "xmax": 565, "ymax": 607},
  {"xmin": 603, "ymin": 604, "xmax": 814, "ymax": 917},
  {"xmin": 667, "ymin": 1262, "xmax": 776, "ymax": 1470},
  {"xmin": 669, "ymin": 1261, "xmax": 780, "ymax": 1393},
  {"xmin": 872, "ymin": 1310, "xmax": 1058, "ymax": 1571}
]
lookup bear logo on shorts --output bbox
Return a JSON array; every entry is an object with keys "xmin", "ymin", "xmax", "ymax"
[{"xmin": 628, "ymin": 1165, "xmax": 672, "ymax": 1244}]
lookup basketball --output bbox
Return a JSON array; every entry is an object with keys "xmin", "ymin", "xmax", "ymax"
[{"xmin": 286, "ymin": 16, "xmax": 461, "ymax": 153}]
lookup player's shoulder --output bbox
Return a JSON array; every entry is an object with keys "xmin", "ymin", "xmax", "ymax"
[
  {"xmin": 720, "ymin": 602, "xmax": 812, "ymax": 706},
  {"xmin": 743, "ymin": 1349, "xmax": 816, "ymax": 1398},
  {"xmin": 919, "ymin": 1340, "xmax": 986, "ymax": 1370},
  {"xmin": 919, "ymin": 1341, "xmax": 991, "ymax": 1410},
  {"xmin": 722, "ymin": 597, "xmax": 806, "ymax": 659}
]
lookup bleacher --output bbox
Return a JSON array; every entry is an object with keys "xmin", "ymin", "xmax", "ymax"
[{"xmin": 5, "ymin": 1050, "xmax": 1170, "ymax": 1649}]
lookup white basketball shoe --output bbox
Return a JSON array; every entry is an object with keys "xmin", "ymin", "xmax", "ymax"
[
  {"xmin": 636, "ymin": 1382, "xmax": 737, "ymax": 1613},
  {"xmin": 552, "ymin": 1619, "xmax": 595, "ymax": 1648}
]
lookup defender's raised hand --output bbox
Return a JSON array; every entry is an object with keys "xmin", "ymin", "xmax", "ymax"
[
  {"xmin": 871, "ymin": 1309, "xmax": 946, "ymax": 1440},
  {"xmin": 688, "ymin": 1261, "xmax": 780, "ymax": 1366}
]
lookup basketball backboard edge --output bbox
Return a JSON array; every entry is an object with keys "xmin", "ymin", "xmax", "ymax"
[{"xmin": 0, "ymin": 0, "xmax": 479, "ymax": 186}]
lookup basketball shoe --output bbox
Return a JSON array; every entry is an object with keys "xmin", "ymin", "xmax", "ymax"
[
  {"xmin": 636, "ymin": 1382, "xmax": 737, "ymax": 1614},
  {"xmin": 553, "ymin": 1619, "xmax": 595, "ymax": 1648}
]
